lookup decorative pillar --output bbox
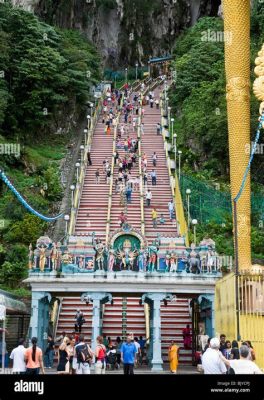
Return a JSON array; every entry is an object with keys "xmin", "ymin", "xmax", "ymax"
[
  {"xmin": 30, "ymin": 292, "xmax": 51, "ymax": 349},
  {"xmin": 142, "ymin": 293, "xmax": 172, "ymax": 371},
  {"xmin": 223, "ymin": 0, "xmax": 251, "ymax": 269},
  {"xmin": 81, "ymin": 292, "xmax": 112, "ymax": 351}
]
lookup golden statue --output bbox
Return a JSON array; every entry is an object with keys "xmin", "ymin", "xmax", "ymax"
[{"xmin": 39, "ymin": 245, "xmax": 46, "ymax": 272}]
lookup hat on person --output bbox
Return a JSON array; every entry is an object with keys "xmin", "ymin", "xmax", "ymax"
[{"xmin": 210, "ymin": 338, "xmax": 220, "ymax": 349}]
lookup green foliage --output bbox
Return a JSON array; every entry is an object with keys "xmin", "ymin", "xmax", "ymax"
[
  {"xmin": 0, "ymin": 261, "xmax": 27, "ymax": 289},
  {"xmin": 0, "ymin": 2, "xmax": 101, "ymax": 142},
  {"xmin": 3, "ymin": 214, "xmax": 48, "ymax": 244}
]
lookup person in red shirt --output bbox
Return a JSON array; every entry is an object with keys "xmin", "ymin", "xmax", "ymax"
[{"xmin": 119, "ymin": 212, "xmax": 127, "ymax": 227}]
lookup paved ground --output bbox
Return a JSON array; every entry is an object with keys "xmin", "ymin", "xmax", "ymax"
[{"xmin": 45, "ymin": 365, "xmax": 199, "ymax": 375}]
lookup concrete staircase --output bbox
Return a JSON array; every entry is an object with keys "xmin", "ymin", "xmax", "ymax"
[
  {"xmin": 141, "ymin": 86, "xmax": 178, "ymax": 243},
  {"xmin": 74, "ymin": 120, "xmax": 112, "ymax": 240},
  {"xmin": 56, "ymin": 297, "xmax": 93, "ymax": 343},
  {"xmin": 102, "ymin": 296, "xmax": 146, "ymax": 340},
  {"xmin": 161, "ymin": 298, "xmax": 192, "ymax": 365},
  {"xmin": 110, "ymin": 125, "xmax": 141, "ymax": 233}
]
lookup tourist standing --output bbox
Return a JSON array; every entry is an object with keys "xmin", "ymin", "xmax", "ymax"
[
  {"xmin": 115, "ymin": 337, "xmax": 122, "ymax": 368},
  {"xmin": 219, "ymin": 334, "xmax": 226, "ymax": 355},
  {"xmin": 145, "ymin": 190, "xmax": 152, "ymax": 207},
  {"xmin": 57, "ymin": 337, "xmax": 70, "ymax": 374},
  {"xmin": 25, "ymin": 337, "xmax": 45, "ymax": 375},
  {"xmin": 201, "ymin": 338, "xmax": 227, "ymax": 374},
  {"xmin": 151, "ymin": 169, "xmax": 157, "ymax": 186},
  {"xmin": 95, "ymin": 336, "xmax": 107, "ymax": 375},
  {"xmin": 230, "ymin": 340, "xmax": 240, "ymax": 360},
  {"xmin": 95, "ymin": 169, "xmax": 100, "ymax": 184},
  {"xmin": 44, "ymin": 335, "xmax": 55, "ymax": 368},
  {"xmin": 10, "ymin": 338, "xmax": 26, "ymax": 374},
  {"xmin": 182, "ymin": 324, "xmax": 191, "ymax": 349},
  {"xmin": 168, "ymin": 341, "xmax": 179, "ymax": 374},
  {"xmin": 151, "ymin": 208, "xmax": 158, "ymax": 228},
  {"xmin": 121, "ymin": 335, "xmax": 137, "ymax": 375},
  {"xmin": 168, "ymin": 200, "xmax": 175, "ymax": 221},
  {"xmin": 152, "ymin": 152, "xmax": 157, "ymax": 167},
  {"xmin": 74, "ymin": 309, "xmax": 85, "ymax": 333},
  {"xmin": 220, "ymin": 345, "xmax": 263, "ymax": 374},
  {"xmin": 75, "ymin": 334, "xmax": 93, "ymax": 375}
]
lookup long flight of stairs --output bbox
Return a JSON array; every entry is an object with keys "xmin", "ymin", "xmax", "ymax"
[
  {"xmin": 141, "ymin": 86, "xmax": 178, "ymax": 243},
  {"xmin": 54, "ymin": 83, "xmax": 193, "ymax": 367},
  {"xmin": 74, "ymin": 119, "xmax": 113, "ymax": 240},
  {"xmin": 110, "ymin": 116, "xmax": 141, "ymax": 232}
]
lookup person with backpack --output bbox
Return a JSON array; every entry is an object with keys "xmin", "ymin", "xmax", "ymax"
[
  {"xmin": 95, "ymin": 336, "xmax": 107, "ymax": 375},
  {"xmin": 74, "ymin": 334, "xmax": 93, "ymax": 375},
  {"xmin": 74, "ymin": 309, "xmax": 85, "ymax": 333}
]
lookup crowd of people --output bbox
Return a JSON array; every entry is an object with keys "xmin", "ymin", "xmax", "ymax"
[
  {"xmin": 200, "ymin": 334, "xmax": 262, "ymax": 374},
  {"xmin": 8, "ymin": 330, "xmax": 148, "ymax": 376}
]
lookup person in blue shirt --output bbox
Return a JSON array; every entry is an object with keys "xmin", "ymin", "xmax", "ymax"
[{"xmin": 121, "ymin": 335, "xmax": 137, "ymax": 375}]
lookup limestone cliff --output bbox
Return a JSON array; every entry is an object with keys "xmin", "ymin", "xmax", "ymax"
[{"xmin": 11, "ymin": 0, "xmax": 221, "ymax": 67}]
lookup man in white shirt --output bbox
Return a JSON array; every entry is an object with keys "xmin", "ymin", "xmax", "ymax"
[
  {"xmin": 10, "ymin": 338, "xmax": 26, "ymax": 374},
  {"xmin": 220, "ymin": 345, "xmax": 263, "ymax": 374},
  {"xmin": 202, "ymin": 338, "xmax": 227, "ymax": 374},
  {"xmin": 145, "ymin": 190, "xmax": 152, "ymax": 207}
]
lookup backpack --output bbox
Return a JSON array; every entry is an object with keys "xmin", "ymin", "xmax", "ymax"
[{"xmin": 76, "ymin": 344, "xmax": 92, "ymax": 364}]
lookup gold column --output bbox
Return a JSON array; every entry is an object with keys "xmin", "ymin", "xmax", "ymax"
[{"xmin": 223, "ymin": 0, "xmax": 251, "ymax": 269}]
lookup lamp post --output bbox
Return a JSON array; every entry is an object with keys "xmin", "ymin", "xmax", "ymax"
[
  {"xmin": 84, "ymin": 129, "xmax": 88, "ymax": 146},
  {"xmin": 80, "ymin": 145, "xmax": 85, "ymax": 164},
  {"xmin": 75, "ymin": 162, "xmax": 80, "ymax": 182},
  {"xmin": 173, "ymin": 132, "xmax": 177, "ymax": 170},
  {"xmin": 171, "ymin": 118, "xmax": 174, "ymax": 140},
  {"xmin": 64, "ymin": 214, "xmax": 70, "ymax": 236},
  {"xmin": 186, "ymin": 189, "xmax": 191, "ymax": 228},
  {"xmin": 135, "ymin": 63, "xmax": 138, "ymax": 81},
  {"xmin": 90, "ymin": 102, "xmax": 94, "ymax": 118},
  {"xmin": 125, "ymin": 67, "xmax": 128, "ymax": 84},
  {"xmin": 178, "ymin": 150, "xmax": 182, "ymax": 183},
  {"xmin": 70, "ymin": 185, "xmax": 75, "ymax": 207},
  {"xmin": 168, "ymin": 106, "xmax": 171, "ymax": 131},
  {"xmin": 87, "ymin": 115, "xmax": 91, "ymax": 129},
  {"xmin": 192, "ymin": 219, "xmax": 198, "ymax": 245}
]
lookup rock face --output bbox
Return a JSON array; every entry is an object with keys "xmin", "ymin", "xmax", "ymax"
[{"xmin": 12, "ymin": 0, "xmax": 222, "ymax": 67}]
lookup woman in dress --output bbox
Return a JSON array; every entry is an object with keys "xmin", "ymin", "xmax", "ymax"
[
  {"xmin": 67, "ymin": 336, "xmax": 76, "ymax": 374},
  {"xmin": 182, "ymin": 324, "xmax": 192, "ymax": 349},
  {"xmin": 168, "ymin": 341, "xmax": 179, "ymax": 374},
  {"xmin": 57, "ymin": 337, "xmax": 70, "ymax": 374}
]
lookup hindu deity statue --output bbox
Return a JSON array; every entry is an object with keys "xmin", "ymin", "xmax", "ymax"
[
  {"xmin": 147, "ymin": 242, "xmax": 159, "ymax": 272},
  {"xmin": 94, "ymin": 239, "xmax": 106, "ymax": 270}
]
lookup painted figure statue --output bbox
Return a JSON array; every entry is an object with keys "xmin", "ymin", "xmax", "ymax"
[
  {"xmin": 187, "ymin": 245, "xmax": 201, "ymax": 274},
  {"xmin": 39, "ymin": 245, "xmax": 46, "ymax": 272},
  {"xmin": 50, "ymin": 242, "xmax": 60, "ymax": 270},
  {"xmin": 94, "ymin": 239, "xmax": 105, "ymax": 270},
  {"xmin": 138, "ymin": 250, "xmax": 146, "ymax": 272},
  {"xmin": 170, "ymin": 252, "xmax": 178, "ymax": 272},
  {"xmin": 147, "ymin": 243, "xmax": 159, "ymax": 272},
  {"xmin": 108, "ymin": 249, "xmax": 116, "ymax": 271}
]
